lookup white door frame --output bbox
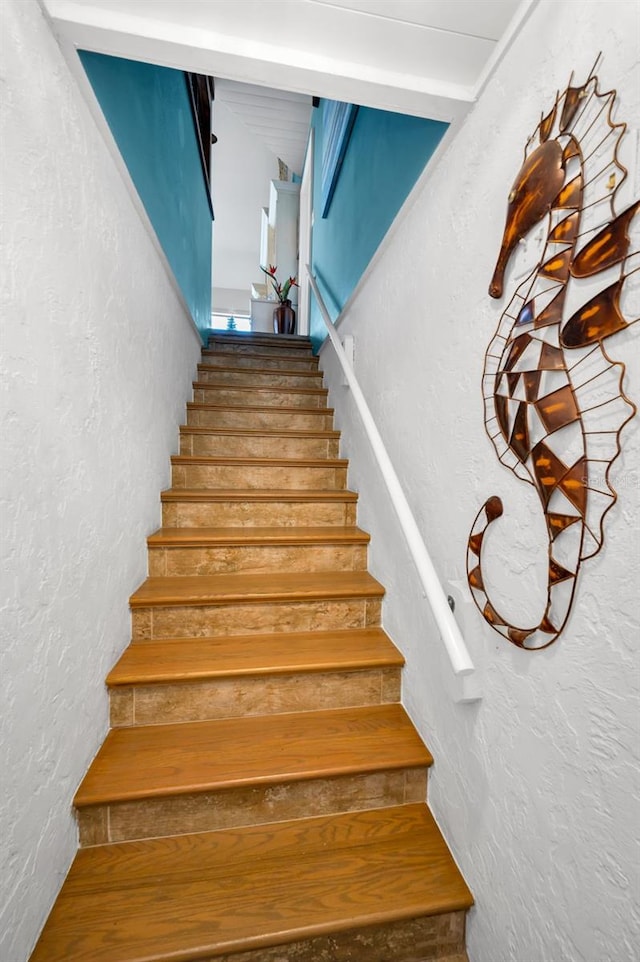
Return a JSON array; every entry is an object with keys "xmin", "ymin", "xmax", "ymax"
[{"xmin": 297, "ymin": 128, "xmax": 314, "ymax": 336}]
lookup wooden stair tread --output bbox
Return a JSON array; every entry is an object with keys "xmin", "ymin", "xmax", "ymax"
[
  {"xmin": 130, "ymin": 570, "xmax": 384, "ymax": 608},
  {"xmin": 32, "ymin": 324, "xmax": 474, "ymax": 959},
  {"xmin": 187, "ymin": 401, "xmax": 334, "ymax": 415},
  {"xmin": 31, "ymin": 804, "xmax": 472, "ymax": 962},
  {"xmin": 107, "ymin": 628, "xmax": 404, "ymax": 686},
  {"xmin": 74, "ymin": 704, "xmax": 432, "ymax": 806},
  {"xmin": 171, "ymin": 454, "xmax": 347, "ymax": 467},
  {"xmin": 147, "ymin": 526, "xmax": 370, "ymax": 547},
  {"xmin": 201, "ymin": 347, "xmax": 318, "ymax": 364},
  {"xmin": 180, "ymin": 425, "xmax": 340, "ymax": 438},
  {"xmin": 193, "ymin": 381, "xmax": 328, "ymax": 396},
  {"xmin": 208, "ymin": 333, "xmax": 311, "ymax": 348},
  {"xmin": 197, "ymin": 363, "xmax": 322, "ymax": 378},
  {"xmin": 160, "ymin": 487, "xmax": 358, "ymax": 503}
]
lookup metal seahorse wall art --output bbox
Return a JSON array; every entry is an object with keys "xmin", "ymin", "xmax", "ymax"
[{"xmin": 467, "ymin": 58, "xmax": 639, "ymax": 650}]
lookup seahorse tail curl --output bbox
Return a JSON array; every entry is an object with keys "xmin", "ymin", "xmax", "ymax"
[{"xmin": 466, "ymin": 495, "xmax": 575, "ymax": 650}]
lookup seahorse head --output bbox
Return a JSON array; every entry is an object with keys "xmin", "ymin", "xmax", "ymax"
[{"xmin": 490, "ymin": 140, "xmax": 566, "ymax": 298}]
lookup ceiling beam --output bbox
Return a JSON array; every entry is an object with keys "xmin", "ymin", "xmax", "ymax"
[{"xmin": 43, "ymin": 0, "xmax": 475, "ymax": 122}]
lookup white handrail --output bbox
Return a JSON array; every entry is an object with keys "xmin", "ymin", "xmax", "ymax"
[{"xmin": 307, "ymin": 267, "xmax": 475, "ymax": 678}]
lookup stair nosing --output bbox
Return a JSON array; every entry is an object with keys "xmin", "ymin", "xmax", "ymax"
[
  {"xmin": 32, "ymin": 805, "xmax": 472, "ymax": 962},
  {"xmin": 160, "ymin": 488, "xmax": 358, "ymax": 503},
  {"xmin": 207, "ymin": 331, "xmax": 312, "ymax": 339},
  {"xmin": 201, "ymin": 348, "xmax": 319, "ymax": 364},
  {"xmin": 147, "ymin": 525, "xmax": 370, "ymax": 548},
  {"xmin": 179, "ymin": 425, "xmax": 340, "ymax": 439},
  {"xmin": 196, "ymin": 364, "xmax": 323, "ymax": 379},
  {"xmin": 32, "ymin": 327, "xmax": 475, "ymax": 960},
  {"xmin": 69, "ymin": 803, "xmax": 443, "ymax": 876},
  {"xmin": 73, "ymin": 704, "xmax": 432, "ymax": 807},
  {"xmin": 207, "ymin": 334, "xmax": 311, "ymax": 347},
  {"xmin": 78, "ymin": 763, "xmax": 432, "ymax": 805},
  {"xmin": 171, "ymin": 454, "xmax": 348, "ymax": 467},
  {"xmin": 193, "ymin": 381, "xmax": 328, "ymax": 396},
  {"xmin": 129, "ymin": 570, "xmax": 385, "ymax": 608},
  {"xmin": 187, "ymin": 401, "xmax": 334, "ymax": 415},
  {"xmin": 107, "ymin": 662, "xmax": 404, "ymax": 688},
  {"xmin": 107, "ymin": 628, "xmax": 404, "ymax": 687}
]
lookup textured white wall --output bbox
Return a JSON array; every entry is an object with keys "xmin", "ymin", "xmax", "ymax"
[
  {"xmin": 319, "ymin": 2, "xmax": 639, "ymax": 960},
  {"xmin": 0, "ymin": 2, "xmax": 202, "ymax": 959}
]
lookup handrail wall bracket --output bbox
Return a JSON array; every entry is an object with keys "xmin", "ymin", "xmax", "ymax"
[{"xmin": 307, "ymin": 267, "xmax": 481, "ymax": 703}]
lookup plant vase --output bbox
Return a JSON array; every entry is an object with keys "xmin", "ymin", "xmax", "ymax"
[{"xmin": 273, "ymin": 299, "xmax": 295, "ymax": 335}]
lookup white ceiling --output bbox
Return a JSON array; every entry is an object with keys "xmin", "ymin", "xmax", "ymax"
[
  {"xmin": 215, "ymin": 80, "xmax": 313, "ymax": 176},
  {"xmin": 45, "ymin": 0, "xmax": 536, "ymax": 122},
  {"xmin": 46, "ymin": 0, "xmax": 537, "ymax": 307}
]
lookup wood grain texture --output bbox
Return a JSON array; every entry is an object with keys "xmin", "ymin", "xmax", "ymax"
[
  {"xmin": 31, "ymin": 329, "xmax": 472, "ymax": 961},
  {"xmin": 107, "ymin": 628, "xmax": 404, "ymax": 686},
  {"xmin": 74, "ymin": 704, "xmax": 432, "ymax": 806},
  {"xmin": 160, "ymin": 488, "xmax": 357, "ymax": 504},
  {"xmin": 147, "ymin": 542, "xmax": 367, "ymax": 577},
  {"xmin": 192, "ymin": 387, "xmax": 327, "ymax": 411},
  {"xmin": 179, "ymin": 426, "xmax": 341, "ymax": 439},
  {"xmin": 129, "ymin": 570, "xmax": 385, "ymax": 608},
  {"xmin": 31, "ymin": 805, "xmax": 472, "ymax": 962},
  {"xmin": 200, "ymin": 349, "xmax": 319, "ymax": 371},
  {"xmin": 191, "ymin": 381, "xmax": 328, "ymax": 398},
  {"xmin": 108, "ymin": 667, "xmax": 400, "ymax": 727},
  {"xmin": 186, "ymin": 402, "xmax": 335, "ymax": 432},
  {"xmin": 179, "ymin": 432, "xmax": 338, "ymax": 460},
  {"xmin": 206, "ymin": 334, "xmax": 312, "ymax": 354},
  {"xmin": 79, "ymin": 768, "xmax": 426, "ymax": 845},
  {"xmin": 196, "ymin": 363, "xmax": 323, "ymax": 379},
  {"xmin": 194, "ymin": 377, "xmax": 324, "ymax": 394},
  {"xmin": 131, "ymin": 596, "xmax": 382, "ymax": 640},
  {"xmin": 170, "ymin": 458, "xmax": 348, "ymax": 494},
  {"xmin": 186, "ymin": 401, "xmax": 334, "ymax": 416},
  {"xmin": 146, "ymin": 526, "xmax": 370, "ymax": 547},
  {"xmin": 171, "ymin": 461, "xmax": 347, "ymax": 492},
  {"xmin": 162, "ymin": 499, "xmax": 358, "ymax": 529},
  {"xmin": 171, "ymin": 456, "xmax": 347, "ymax": 468},
  {"xmin": 204, "ymin": 917, "xmax": 468, "ymax": 962},
  {"xmin": 208, "ymin": 332, "xmax": 312, "ymax": 345}
]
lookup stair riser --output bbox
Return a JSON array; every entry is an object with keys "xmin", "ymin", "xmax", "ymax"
[
  {"xmin": 196, "ymin": 368, "xmax": 323, "ymax": 390},
  {"xmin": 110, "ymin": 668, "xmax": 401, "ymax": 727},
  {"xmin": 180, "ymin": 433, "xmax": 339, "ymax": 459},
  {"xmin": 201, "ymin": 353, "xmax": 318, "ymax": 372},
  {"xmin": 209, "ymin": 913, "xmax": 468, "ymax": 962},
  {"xmin": 148, "ymin": 543, "xmax": 368, "ymax": 577},
  {"xmin": 162, "ymin": 500, "xmax": 358, "ymax": 527},
  {"xmin": 33, "ymin": 327, "xmax": 472, "ymax": 959},
  {"xmin": 207, "ymin": 340, "xmax": 312, "ymax": 359},
  {"xmin": 131, "ymin": 598, "xmax": 382, "ymax": 641},
  {"xmin": 187, "ymin": 406, "xmax": 334, "ymax": 432},
  {"xmin": 172, "ymin": 463, "xmax": 348, "ymax": 490},
  {"xmin": 77, "ymin": 767, "xmax": 427, "ymax": 845},
  {"xmin": 193, "ymin": 386, "xmax": 327, "ymax": 409}
]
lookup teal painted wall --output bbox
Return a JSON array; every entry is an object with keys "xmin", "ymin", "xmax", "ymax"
[
  {"xmin": 80, "ymin": 52, "xmax": 212, "ymax": 338},
  {"xmin": 310, "ymin": 102, "xmax": 448, "ymax": 349}
]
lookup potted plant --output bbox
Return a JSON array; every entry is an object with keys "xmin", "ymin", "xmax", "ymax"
[{"xmin": 260, "ymin": 265, "xmax": 298, "ymax": 334}]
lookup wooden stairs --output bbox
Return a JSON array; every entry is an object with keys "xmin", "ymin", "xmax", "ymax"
[{"xmin": 31, "ymin": 332, "xmax": 472, "ymax": 962}]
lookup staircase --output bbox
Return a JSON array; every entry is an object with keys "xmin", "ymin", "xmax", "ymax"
[{"xmin": 31, "ymin": 332, "xmax": 472, "ymax": 962}]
